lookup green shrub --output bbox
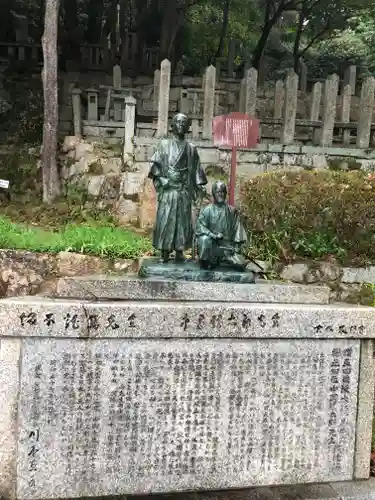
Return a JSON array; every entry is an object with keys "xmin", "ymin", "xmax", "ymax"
[{"xmin": 240, "ymin": 169, "xmax": 375, "ymax": 265}]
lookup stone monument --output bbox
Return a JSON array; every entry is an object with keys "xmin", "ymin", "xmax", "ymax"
[
  {"xmin": 140, "ymin": 113, "xmax": 255, "ymax": 283},
  {"xmin": 0, "ymin": 287, "xmax": 374, "ymax": 500},
  {"xmin": 1, "ymin": 116, "xmax": 374, "ymax": 500}
]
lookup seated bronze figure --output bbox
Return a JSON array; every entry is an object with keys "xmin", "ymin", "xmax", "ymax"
[{"xmin": 195, "ymin": 181, "xmax": 248, "ymax": 271}]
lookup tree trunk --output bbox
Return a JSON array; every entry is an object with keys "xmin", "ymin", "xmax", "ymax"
[
  {"xmin": 293, "ymin": 8, "xmax": 305, "ymax": 71},
  {"xmin": 251, "ymin": 19, "xmax": 274, "ymax": 69},
  {"xmin": 251, "ymin": 0, "xmax": 287, "ymax": 69},
  {"xmin": 215, "ymin": 0, "xmax": 230, "ymax": 59},
  {"xmin": 41, "ymin": 0, "xmax": 61, "ymax": 204},
  {"xmin": 62, "ymin": 0, "xmax": 80, "ymax": 62},
  {"xmin": 86, "ymin": 0, "xmax": 106, "ymax": 43},
  {"xmin": 159, "ymin": 0, "xmax": 181, "ymax": 61}
]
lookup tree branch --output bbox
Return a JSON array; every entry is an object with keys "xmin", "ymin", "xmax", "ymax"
[
  {"xmin": 299, "ymin": 22, "xmax": 332, "ymax": 55},
  {"xmin": 304, "ymin": 0, "xmax": 324, "ymax": 15},
  {"xmin": 264, "ymin": 0, "xmax": 271, "ymax": 22}
]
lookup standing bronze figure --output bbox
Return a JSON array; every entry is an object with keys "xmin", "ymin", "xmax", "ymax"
[{"xmin": 148, "ymin": 113, "xmax": 207, "ymax": 263}]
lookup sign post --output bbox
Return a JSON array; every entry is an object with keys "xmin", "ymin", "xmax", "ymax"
[{"xmin": 212, "ymin": 112, "xmax": 259, "ymax": 205}]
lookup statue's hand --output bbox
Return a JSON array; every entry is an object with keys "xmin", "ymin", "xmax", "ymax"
[
  {"xmin": 215, "ymin": 233, "xmax": 224, "ymax": 241},
  {"xmin": 159, "ymin": 177, "xmax": 169, "ymax": 188}
]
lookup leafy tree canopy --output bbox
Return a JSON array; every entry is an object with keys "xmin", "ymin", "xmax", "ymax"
[{"xmin": 1, "ymin": 0, "xmax": 375, "ymax": 78}]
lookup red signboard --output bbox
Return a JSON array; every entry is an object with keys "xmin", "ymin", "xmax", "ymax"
[
  {"xmin": 212, "ymin": 113, "xmax": 260, "ymax": 206},
  {"xmin": 212, "ymin": 112, "xmax": 259, "ymax": 148}
]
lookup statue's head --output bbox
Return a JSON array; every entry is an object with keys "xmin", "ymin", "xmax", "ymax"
[
  {"xmin": 212, "ymin": 180, "xmax": 227, "ymax": 205},
  {"xmin": 171, "ymin": 113, "xmax": 190, "ymax": 138}
]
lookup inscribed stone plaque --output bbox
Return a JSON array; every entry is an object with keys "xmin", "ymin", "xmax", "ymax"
[{"xmin": 17, "ymin": 338, "xmax": 360, "ymax": 499}]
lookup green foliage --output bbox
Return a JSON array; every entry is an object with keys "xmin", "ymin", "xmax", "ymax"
[
  {"xmin": 0, "ymin": 70, "xmax": 43, "ymax": 144},
  {"xmin": 366, "ymin": 283, "xmax": 375, "ymax": 307},
  {"xmin": 241, "ymin": 169, "xmax": 375, "ymax": 265},
  {"xmin": 181, "ymin": 0, "xmax": 259, "ymax": 73},
  {"xmin": 0, "ymin": 149, "xmax": 41, "ymax": 195},
  {"xmin": 3, "ymin": 0, "xmax": 375, "ymax": 78},
  {"xmin": 0, "ymin": 215, "xmax": 152, "ymax": 259},
  {"xmin": 303, "ymin": 8, "xmax": 375, "ymax": 79}
]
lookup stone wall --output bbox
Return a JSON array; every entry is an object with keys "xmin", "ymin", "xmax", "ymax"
[
  {"xmin": 0, "ymin": 249, "xmax": 138, "ymax": 298},
  {"xmin": 60, "ymin": 136, "xmax": 375, "ymax": 229},
  {"xmin": 60, "ymin": 136, "xmax": 153, "ymax": 226},
  {"xmin": 135, "ymin": 140, "xmax": 375, "ymax": 174},
  {"xmin": 275, "ymin": 260, "xmax": 375, "ymax": 305}
]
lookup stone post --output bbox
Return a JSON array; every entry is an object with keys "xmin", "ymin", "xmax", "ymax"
[
  {"xmin": 86, "ymin": 88, "xmax": 99, "ymax": 121},
  {"xmin": 153, "ymin": 69, "xmax": 160, "ymax": 112},
  {"xmin": 156, "ymin": 59, "xmax": 171, "ymax": 138},
  {"xmin": 299, "ymin": 60, "xmax": 307, "ymax": 92},
  {"xmin": 344, "ymin": 65, "xmax": 356, "ymax": 95},
  {"xmin": 281, "ymin": 70, "xmax": 299, "ymax": 145},
  {"xmin": 72, "ymin": 88, "xmax": 82, "ymax": 137},
  {"xmin": 215, "ymin": 59, "xmax": 222, "ymax": 81},
  {"xmin": 113, "ymin": 64, "xmax": 122, "ymax": 88},
  {"xmin": 258, "ymin": 57, "xmax": 267, "ymax": 85},
  {"xmin": 341, "ymin": 84, "xmax": 352, "ymax": 145},
  {"xmin": 113, "ymin": 65, "xmax": 123, "ymax": 120},
  {"xmin": 239, "ymin": 78, "xmax": 245, "ymax": 113},
  {"xmin": 310, "ymin": 82, "xmax": 322, "ymax": 144},
  {"xmin": 244, "ymin": 67, "xmax": 258, "ymax": 116},
  {"xmin": 310, "ymin": 82, "xmax": 322, "ymax": 121},
  {"xmin": 123, "ymin": 96, "xmax": 136, "ymax": 166},
  {"xmin": 356, "ymin": 76, "xmax": 375, "ymax": 148},
  {"xmin": 274, "ymin": 80, "xmax": 284, "ymax": 119},
  {"xmin": 227, "ymin": 39, "xmax": 236, "ymax": 78},
  {"xmin": 202, "ymin": 65, "xmax": 216, "ymax": 140},
  {"xmin": 320, "ymin": 74, "xmax": 339, "ymax": 147},
  {"xmin": 191, "ymin": 90, "xmax": 200, "ymax": 138},
  {"xmin": 243, "ymin": 49, "xmax": 251, "ymax": 73},
  {"xmin": 113, "ymin": 97, "xmax": 124, "ymax": 122},
  {"xmin": 214, "ymin": 93, "xmax": 220, "ymax": 116}
]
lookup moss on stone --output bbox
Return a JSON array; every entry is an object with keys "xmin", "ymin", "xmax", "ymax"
[
  {"xmin": 88, "ymin": 162, "xmax": 103, "ymax": 174},
  {"xmin": 0, "ymin": 148, "xmax": 41, "ymax": 197},
  {"xmin": 205, "ymin": 164, "xmax": 227, "ymax": 180},
  {"xmin": 342, "ymin": 283, "xmax": 374, "ymax": 306},
  {"xmin": 327, "ymin": 157, "xmax": 361, "ymax": 171}
]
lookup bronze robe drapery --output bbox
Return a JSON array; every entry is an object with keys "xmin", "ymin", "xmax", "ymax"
[
  {"xmin": 195, "ymin": 203, "xmax": 247, "ymax": 266},
  {"xmin": 148, "ymin": 138, "xmax": 207, "ymax": 252}
]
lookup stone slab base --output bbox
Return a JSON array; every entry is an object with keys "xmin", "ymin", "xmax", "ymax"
[
  {"xmin": 132, "ymin": 480, "xmax": 375, "ymax": 500},
  {"xmin": 54, "ymin": 277, "xmax": 330, "ymax": 304},
  {"xmin": 138, "ymin": 259, "xmax": 256, "ymax": 283}
]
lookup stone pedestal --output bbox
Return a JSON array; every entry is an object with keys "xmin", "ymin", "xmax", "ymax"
[
  {"xmin": 0, "ymin": 280, "xmax": 374, "ymax": 500},
  {"xmin": 138, "ymin": 259, "xmax": 255, "ymax": 283}
]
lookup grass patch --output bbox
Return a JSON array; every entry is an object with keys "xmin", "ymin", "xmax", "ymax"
[{"xmin": 0, "ymin": 216, "xmax": 152, "ymax": 259}]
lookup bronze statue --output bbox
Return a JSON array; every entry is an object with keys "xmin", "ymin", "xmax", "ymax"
[
  {"xmin": 195, "ymin": 181, "xmax": 248, "ymax": 271},
  {"xmin": 148, "ymin": 113, "xmax": 207, "ymax": 263}
]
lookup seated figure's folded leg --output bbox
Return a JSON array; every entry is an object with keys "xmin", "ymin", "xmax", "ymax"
[
  {"xmin": 223, "ymin": 251, "xmax": 248, "ymax": 270},
  {"xmin": 196, "ymin": 234, "xmax": 214, "ymax": 261}
]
